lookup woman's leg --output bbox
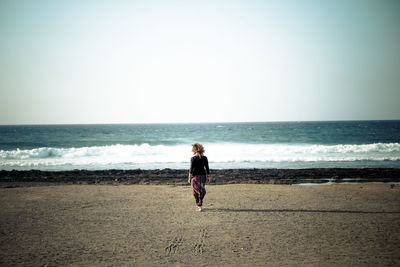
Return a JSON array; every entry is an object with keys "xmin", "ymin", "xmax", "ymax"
[
  {"xmin": 193, "ymin": 191, "xmax": 201, "ymax": 206},
  {"xmin": 199, "ymin": 175, "xmax": 207, "ymax": 205},
  {"xmin": 199, "ymin": 187, "xmax": 206, "ymax": 203}
]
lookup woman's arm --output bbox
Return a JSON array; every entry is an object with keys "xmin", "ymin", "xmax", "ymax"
[
  {"xmin": 205, "ymin": 157, "xmax": 210, "ymax": 182},
  {"xmin": 189, "ymin": 157, "xmax": 194, "ymax": 175},
  {"xmin": 204, "ymin": 157, "xmax": 210, "ymax": 175},
  {"xmin": 188, "ymin": 157, "xmax": 194, "ymax": 183}
]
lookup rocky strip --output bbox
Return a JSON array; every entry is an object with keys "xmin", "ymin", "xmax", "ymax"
[{"xmin": 0, "ymin": 168, "xmax": 400, "ymax": 187}]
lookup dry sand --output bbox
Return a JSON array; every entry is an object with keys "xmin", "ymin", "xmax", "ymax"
[{"xmin": 1, "ymin": 183, "xmax": 399, "ymax": 266}]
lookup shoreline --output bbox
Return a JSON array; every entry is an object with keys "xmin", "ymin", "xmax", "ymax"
[{"xmin": 1, "ymin": 168, "xmax": 399, "ymax": 187}]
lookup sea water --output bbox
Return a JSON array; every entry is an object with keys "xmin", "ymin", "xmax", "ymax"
[{"xmin": 0, "ymin": 121, "xmax": 399, "ymax": 170}]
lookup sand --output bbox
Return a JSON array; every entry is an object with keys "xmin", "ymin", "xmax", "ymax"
[{"xmin": 1, "ymin": 183, "xmax": 399, "ymax": 266}]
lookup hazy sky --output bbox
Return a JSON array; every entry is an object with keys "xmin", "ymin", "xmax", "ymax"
[{"xmin": 1, "ymin": 0, "xmax": 399, "ymax": 124}]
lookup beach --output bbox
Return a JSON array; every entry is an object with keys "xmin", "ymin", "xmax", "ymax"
[
  {"xmin": 1, "ymin": 182, "xmax": 399, "ymax": 266},
  {"xmin": 1, "ymin": 0, "xmax": 400, "ymax": 264}
]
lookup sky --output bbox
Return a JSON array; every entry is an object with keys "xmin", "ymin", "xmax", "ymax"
[{"xmin": 0, "ymin": 0, "xmax": 400, "ymax": 124}]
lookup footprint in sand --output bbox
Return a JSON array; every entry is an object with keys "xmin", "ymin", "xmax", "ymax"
[
  {"xmin": 165, "ymin": 235, "xmax": 183, "ymax": 256},
  {"xmin": 193, "ymin": 228, "xmax": 207, "ymax": 255}
]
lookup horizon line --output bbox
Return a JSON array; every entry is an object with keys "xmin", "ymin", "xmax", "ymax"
[{"xmin": 1, "ymin": 119, "xmax": 400, "ymax": 126}]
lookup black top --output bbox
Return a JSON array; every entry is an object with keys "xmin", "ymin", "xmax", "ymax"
[{"xmin": 190, "ymin": 155, "xmax": 210, "ymax": 176}]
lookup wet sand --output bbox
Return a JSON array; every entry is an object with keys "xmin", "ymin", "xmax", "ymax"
[{"xmin": 1, "ymin": 183, "xmax": 399, "ymax": 266}]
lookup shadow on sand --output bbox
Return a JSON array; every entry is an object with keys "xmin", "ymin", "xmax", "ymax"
[{"xmin": 206, "ymin": 208, "xmax": 400, "ymax": 214}]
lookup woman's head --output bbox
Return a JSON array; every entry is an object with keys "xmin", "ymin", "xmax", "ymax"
[{"xmin": 192, "ymin": 143, "xmax": 205, "ymax": 157}]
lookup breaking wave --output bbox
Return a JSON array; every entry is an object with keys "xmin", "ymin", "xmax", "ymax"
[{"xmin": 1, "ymin": 143, "xmax": 399, "ymax": 170}]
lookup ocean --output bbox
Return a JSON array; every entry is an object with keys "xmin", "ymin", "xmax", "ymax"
[{"xmin": 0, "ymin": 121, "xmax": 399, "ymax": 170}]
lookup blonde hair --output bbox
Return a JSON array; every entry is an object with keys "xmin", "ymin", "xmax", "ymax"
[{"xmin": 192, "ymin": 143, "xmax": 205, "ymax": 158}]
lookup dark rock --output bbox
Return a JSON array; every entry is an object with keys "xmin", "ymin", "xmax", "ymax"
[{"xmin": 0, "ymin": 168, "xmax": 399, "ymax": 187}]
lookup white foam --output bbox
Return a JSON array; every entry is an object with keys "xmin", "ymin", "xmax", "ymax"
[{"xmin": 1, "ymin": 142, "xmax": 399, "ymax": 170}]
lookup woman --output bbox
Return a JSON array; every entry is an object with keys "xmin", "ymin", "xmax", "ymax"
[{"xmin": 188, "ymin": 143, "xmax": 210, "ymax": 211}]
